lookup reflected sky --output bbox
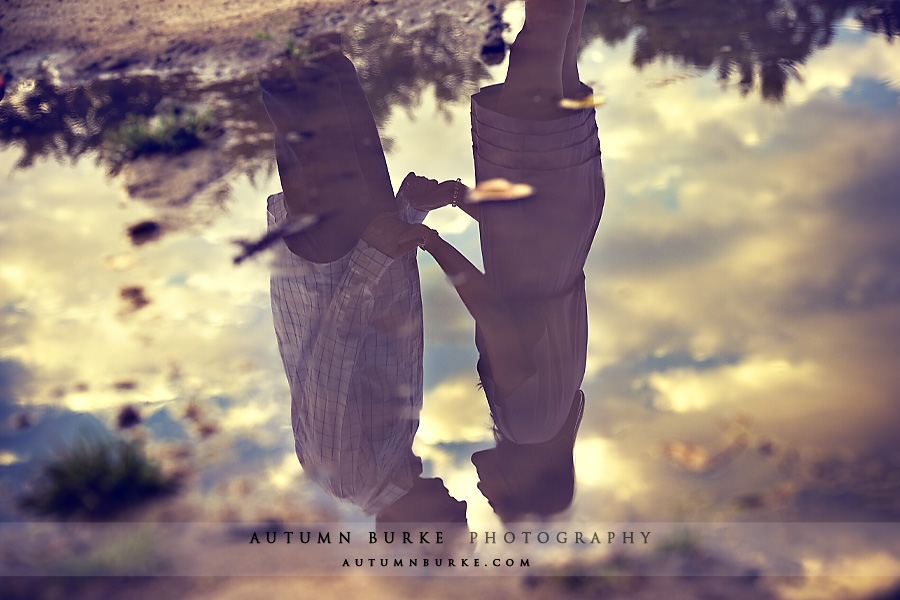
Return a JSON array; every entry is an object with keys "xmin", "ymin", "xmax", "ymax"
[{"xmin": 2, "ymin": 0, "xmax": 900, "ymax": 591}]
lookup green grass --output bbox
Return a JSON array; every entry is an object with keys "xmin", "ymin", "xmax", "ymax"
[
  {"xmin": 253, "ymin": 27, "xmax": 314, "ymax": 59},
  {"xmin": 19, "ymin": 437, "xmax": 178, "ymax": 520},
  {"xmin": 106, "ymin": 107, "xmax": 212, "ymax": 159},
  {"xmin": 282, "ymin": 38, "xmax": 315, "ymax": 59}
]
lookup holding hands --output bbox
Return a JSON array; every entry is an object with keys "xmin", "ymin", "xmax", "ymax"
[
  {"xmin": 361, "ymin": 211, "xmax": 435, "ymax": 259},
  {"xmin": 361, "ymin": 171, "xmax": 472, "ymax": 259},
  {"xmin": 399, "ymin": 172, "xmax": 466, "ymax": 211}
]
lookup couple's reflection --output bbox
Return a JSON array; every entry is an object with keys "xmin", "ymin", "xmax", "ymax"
[{"xmin": 264, "ymin": 0, "xmax": 601, "ymax": 526}]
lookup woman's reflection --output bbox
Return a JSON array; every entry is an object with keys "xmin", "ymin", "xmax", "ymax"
[
  {"xmin": 409, "ymin": 0, "xmax": 603, "ymax": 519},
  {"xmin": 260, "ymin": 35, "xmax": 466, "ymax": 529},
  {"xmin": 472, "ymin": 391, "xmax": 584, "ymax": 522}
]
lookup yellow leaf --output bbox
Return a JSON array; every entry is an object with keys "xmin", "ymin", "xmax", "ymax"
[
  {"xmin": 467, "ymin": 178, "xmax": 535, "ymax": 202},
  {"xmin": 559, "ymin": 94, "xmax": 606, "ymax": 109}
]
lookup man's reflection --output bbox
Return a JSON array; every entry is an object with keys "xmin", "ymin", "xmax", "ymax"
[
  {"xmin": 260, "ymin": 35, "xmax": 466, "ymax": 528},
  {"xmin": 409, "ymin": 0, "xmax": 603, "ymax": 518}
]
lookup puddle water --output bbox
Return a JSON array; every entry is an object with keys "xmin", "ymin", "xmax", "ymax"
[{"xmin": 2, "ymin": 0, "xmax": 900, "ymax": 596}]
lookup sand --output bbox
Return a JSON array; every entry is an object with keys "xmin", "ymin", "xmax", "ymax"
[{"xmin": 1, "ymin": 0, "xmax": 502, "ymax": 85}]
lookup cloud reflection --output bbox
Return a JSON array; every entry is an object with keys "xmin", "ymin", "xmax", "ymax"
[{"xmin": 578, "ymin": 24, "xmax": 900, "ymax": 463}]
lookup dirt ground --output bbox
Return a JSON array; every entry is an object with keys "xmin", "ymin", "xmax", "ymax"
[{"xmin": 0, "ymin": 0, "xmax": 500, "ymax": 85}]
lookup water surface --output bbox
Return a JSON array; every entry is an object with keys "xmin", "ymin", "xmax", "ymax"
[{"xmin": 2, "ymin": 0, "xmax": 900, "ymax": 595}]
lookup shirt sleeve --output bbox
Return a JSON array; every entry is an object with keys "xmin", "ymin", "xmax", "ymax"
[{"xmin": 396, "ymin": 190, "xmax": 429, "ymax": 225}]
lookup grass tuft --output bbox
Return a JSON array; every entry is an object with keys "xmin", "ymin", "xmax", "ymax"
[
  {"xmin": 106, "ymin": 107, "xmax": 213, "ymax": 159},
  {"xmin": 19, "ymin": 437, "xmax": 178, "ymax": 520}
]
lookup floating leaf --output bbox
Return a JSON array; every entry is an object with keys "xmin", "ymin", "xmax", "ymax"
[
  {"xmin": 559, "ymin": 94, "xmax": 606, "ymax": 109},
  {"xmin": 106, "ymin": 254, "xmax": 135, "ymax": 270},
  {"xmin": 663, "ymin": 435, "xmax": 747, "ymax": 474},
  {"xmin": 467, "ymin": 178, "xmax": 535, "ymax": 203},
  {"xmin": 119, "ymin": 287, "xmax": 150, "ymax": 312},
  {"xmin": 117, "ymin": 406, "xmax": 142, "ymax": 429},
  {"xmin": 663, "ymin": 441, "xmax": 710, "ymax": 472},
  {"xmin": 127, "ymin": 220, "xmax": 162, "ymax": 246}
]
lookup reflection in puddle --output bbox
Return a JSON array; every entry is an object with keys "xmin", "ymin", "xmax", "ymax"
[{"xmin": 2, "ymin": 0, "xmax": 900, "ymax": 596}]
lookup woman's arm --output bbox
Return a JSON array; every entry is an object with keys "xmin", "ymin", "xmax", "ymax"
[
  {"xmin": 416, "ymin": 231, "xmax": 534, "ymax": 396},
  {"xmin": 399, "ymin": 173, "xmax": 479, "ymax": 222},
  {"xmin": 454, "ymin": 196, "xmax": 479, "ymax": 221}
]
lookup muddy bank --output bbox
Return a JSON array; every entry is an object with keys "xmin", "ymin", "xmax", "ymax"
[
  {"xmin": 1, "ymin": 0, "xmax": 505, "ymax": 86},
  {"xmin": 0, "ymin": 0, "xmax": 506, "ymax": 239}
]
